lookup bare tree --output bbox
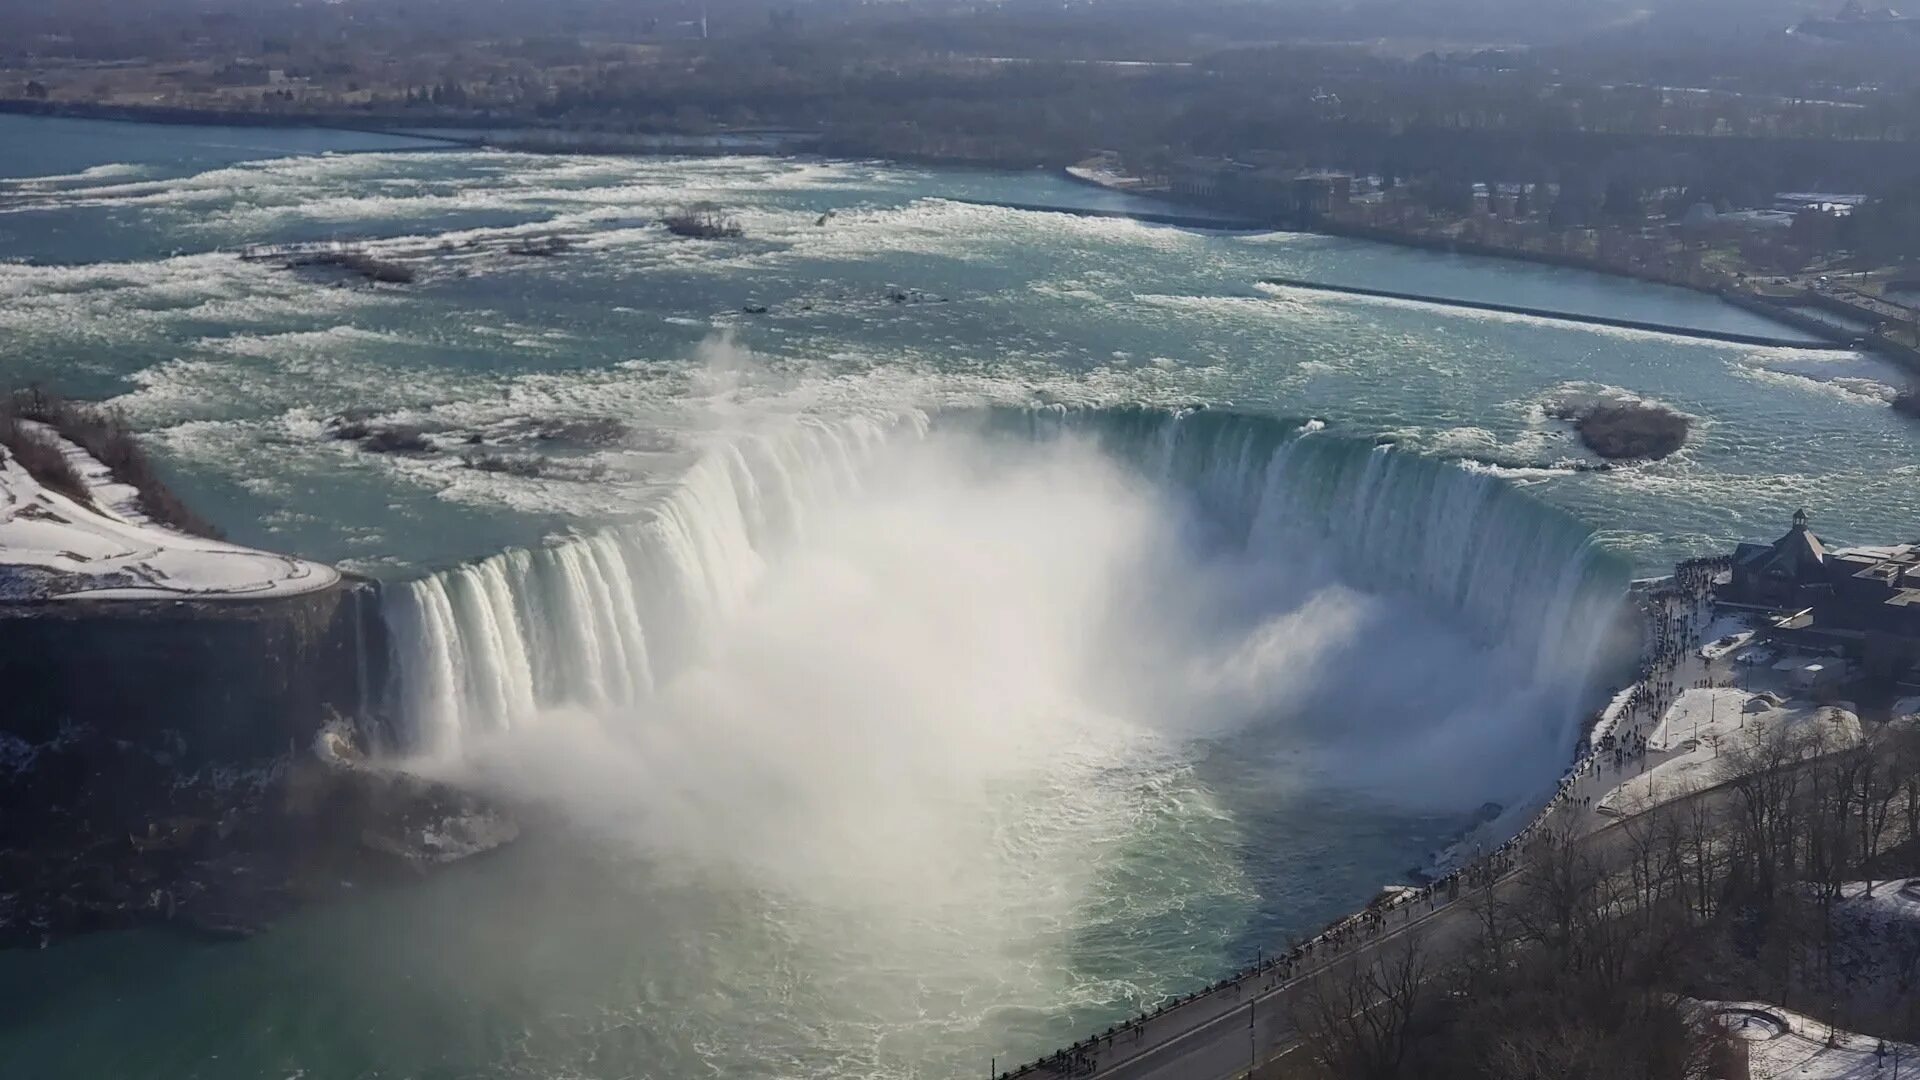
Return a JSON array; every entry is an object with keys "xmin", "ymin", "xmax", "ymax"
[{"xmin": 1292, "ymin": 935, "xmax": 1430, "ymax": 1080}]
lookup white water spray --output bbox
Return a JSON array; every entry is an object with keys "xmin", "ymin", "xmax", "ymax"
[
  {"xmin": 384, "ymin": 406, "xmax": 1627, "ymax": 802},
  {"xmin": 371, "ymin": 404, "xmax": 1629, "ymax": 1077}
]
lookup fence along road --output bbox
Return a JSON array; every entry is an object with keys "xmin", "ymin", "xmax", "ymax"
[{"xmin": 1015, "ymin": 769, "xmax": 1784, "ymax": 1080}]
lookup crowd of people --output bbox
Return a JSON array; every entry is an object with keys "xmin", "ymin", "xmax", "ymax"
[{"xmin": 1007, "ymin": 556, "xmax": 1737, "ymax": 1080}]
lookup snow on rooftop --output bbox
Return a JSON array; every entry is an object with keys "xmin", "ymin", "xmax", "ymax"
[{"xmin": 0, "ymin": 424, "xmax": 338, "ymax": 602}]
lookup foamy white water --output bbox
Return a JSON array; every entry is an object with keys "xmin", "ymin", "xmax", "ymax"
[{"xmin": 384, "ymin": 408, "xmax": 1626, "ymax": 808}]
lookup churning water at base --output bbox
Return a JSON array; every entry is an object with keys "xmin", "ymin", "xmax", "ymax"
[{"xmin": 356, "ymin": 406, "xmax": 1631, "ymax": 1077}]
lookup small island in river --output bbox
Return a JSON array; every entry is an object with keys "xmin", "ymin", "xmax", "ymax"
[{"xmin": 1550, "ymin": 398, "xmax": 1694, "ymax": 462}]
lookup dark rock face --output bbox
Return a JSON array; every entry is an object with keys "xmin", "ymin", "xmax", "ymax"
[
  {"xmin": 0, "ymin": 582, "xmax": 382, "ymax": 760},
  {"xmin": 0, "ymin": 716, "xmax": 515, "ymax": 947},
  {"xmin": 0, "ymin": 581, "xmax": 518, "ymax": 947}
]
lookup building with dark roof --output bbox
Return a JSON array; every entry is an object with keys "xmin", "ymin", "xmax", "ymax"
[
  {"xmin": 1729, "ymin": 510, "xmax": 1920, "ymax": 680},
  {"xmin": 1731, "ymin": 509, "xmax": 1828, "ymax": 609}
]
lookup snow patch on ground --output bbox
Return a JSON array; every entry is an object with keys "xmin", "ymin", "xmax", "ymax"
[
  {"xmin": 0, "ymin": 427, "xmax": 338, "ymax": 601},
  {"xmin": 1826, "ymin": 879, "xmax": 1920, "ymax": 998},
  {"xmin": 1695, "ymin": 999, "xmax": 1920, "ymax": 1079},
  {"xmin": 1836, "ymin": 879, "xmax": 1920, "ymax": 920},
  {"xmin": 1600, "ymin": 689, "xmax": 1861, "ymax": 813},
  {"xmin": 1698, "ymin": 612, "xmax": 1758, "ymax": 661}
]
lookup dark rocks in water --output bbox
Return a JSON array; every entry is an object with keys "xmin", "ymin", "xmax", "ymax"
[
  {"xmin": 311, "ymin": 720, "xmax": 518, "ymax": 869},
  {"xmin": 741, "ymin": 303, "xmax": 769, "ymax": 315},
  {"xmin": 1893, "ymin": 387, "xmax": 1920, "ymax": 418},
  {"xmin": 534, "ymin": 417, "xmax": 629, "ymax": 447},
  {"xmin": 360, "ymin": 427, "xmax": 434, "ymax": 454},
  {"xmin": 461, "ymin": 451, "xmax": 614, "ymax": 483},
  {"xmin": 0, "ymin": 715, "xmax": 515, "ymax": 948},
  {"xmin": 505, "ymin": 235, "xmax": 575, "ymax": 258},
  {"xmin": 286, "ymin": 250, "xmax": 416, "ymax": 284},
  {"xmin": 463, "ymin": 451, "xmax": 540, "ymax": 477},
  {"xmin": 885, "ymin": 287, "xmax": 948, "ymax": 305},
  {"xmin": 325, "ymin": 416, "xmax": 434, "ymax": 454},
  {"xmin": 1547, "ymin": 399, "xmax": 1691, "ymax": 461}
]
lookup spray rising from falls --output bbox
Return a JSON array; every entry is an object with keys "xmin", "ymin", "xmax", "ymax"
[
  {"xmin": 382, "ymin": 406, "xmax": 1630, "ymax": 793},
  {"xmin": 383, "ymin": 412, "xmax": 914, "ymax": 756},
  {"xmin": 974, "ymin": 405, "xmax": 1632, "ymax": 689}
]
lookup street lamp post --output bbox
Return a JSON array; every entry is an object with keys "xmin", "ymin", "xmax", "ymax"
[{"xmin": 1248, "ymin": 997, "xmax": 1257, "ymax": 1076}]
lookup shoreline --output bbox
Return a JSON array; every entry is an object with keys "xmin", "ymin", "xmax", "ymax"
[
  {"xmin": 3, "ymin": 104, "xmax": 1901, "ymax": 982},
  {"xmin": 1057, "ymin": 166, "xmax": 1920, "ymax": 370},
  {"xmin": 1260, "ymin": 275, "xmax": 1850, "ymax": 350},
  {"xmin": 1002, "ymin": 557, "xmax": 1728, "ymax": 1079},
  {"xmin": 9, "ymin": 100, "xmax": 1906, "ymax": 368}
]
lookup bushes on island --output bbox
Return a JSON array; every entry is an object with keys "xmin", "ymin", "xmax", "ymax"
[
  {"xmin": 1547, "ymin": 398, "xmax": 1691, "ymax": 461},
  {"xmin": 3, "ymin": 386, "xmax": 223, "ymax": 538},
  {"xmin": 0, "ymin": 407, "xmax": 89, "ymax": 506},
  {"xmin": 663, "ymin": 203, "xmax": 744, "ymax": 239}
]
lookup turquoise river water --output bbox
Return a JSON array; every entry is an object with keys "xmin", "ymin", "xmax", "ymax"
[{"xmin": 1, "ymin": 114, "xmax": 1916, "ymax": 1080}]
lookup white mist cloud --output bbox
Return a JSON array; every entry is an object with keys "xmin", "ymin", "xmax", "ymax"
[
  {"xmin": 458, "ymin": 435, "xmax": 1170, "ymax": 893},
  {"xmin": 401, "ymin": 398, "xmax": 1609, "ymax": 1073},
  {"xmin": 448, "ymin": 421, "xmax": 1576, "ymax": 898}
]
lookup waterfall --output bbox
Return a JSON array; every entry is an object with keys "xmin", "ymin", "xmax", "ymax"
[
  {"xmin": 382, "ymin": 412, "xmax": 919, "ymax": 757},
  {"xmin": 381, "ymin": 405, "xmax": 1629, "ymax": 758},
  {"xmin": 970, "ymin": 405, "xmax": 1632, "ymax": 683}
]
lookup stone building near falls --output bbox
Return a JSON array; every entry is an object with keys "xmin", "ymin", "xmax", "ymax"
[{"xmin": 1728, "ymin": 509, "xmax": 1920, "ymax": 683}]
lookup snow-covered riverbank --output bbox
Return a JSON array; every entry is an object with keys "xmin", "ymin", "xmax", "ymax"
[{"xmin": 0, "ymin": 421, "xmax": 337, "ymax": 601}]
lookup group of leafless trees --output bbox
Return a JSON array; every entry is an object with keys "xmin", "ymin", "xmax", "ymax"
[
  {"xmin": 15, "ymin": 0, "xmax": 1920, "ymax": 188},
  {"xmin": 1290, "ymin": 717, "xmax": 1920, "ymax": 1079},
  {"xmin": 662, "ymin": 203, "xmax": 745, "ymax": 240},
  {"xmin": 0, "ymin": 386, "xmax": 222, "ymax": 538}
]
